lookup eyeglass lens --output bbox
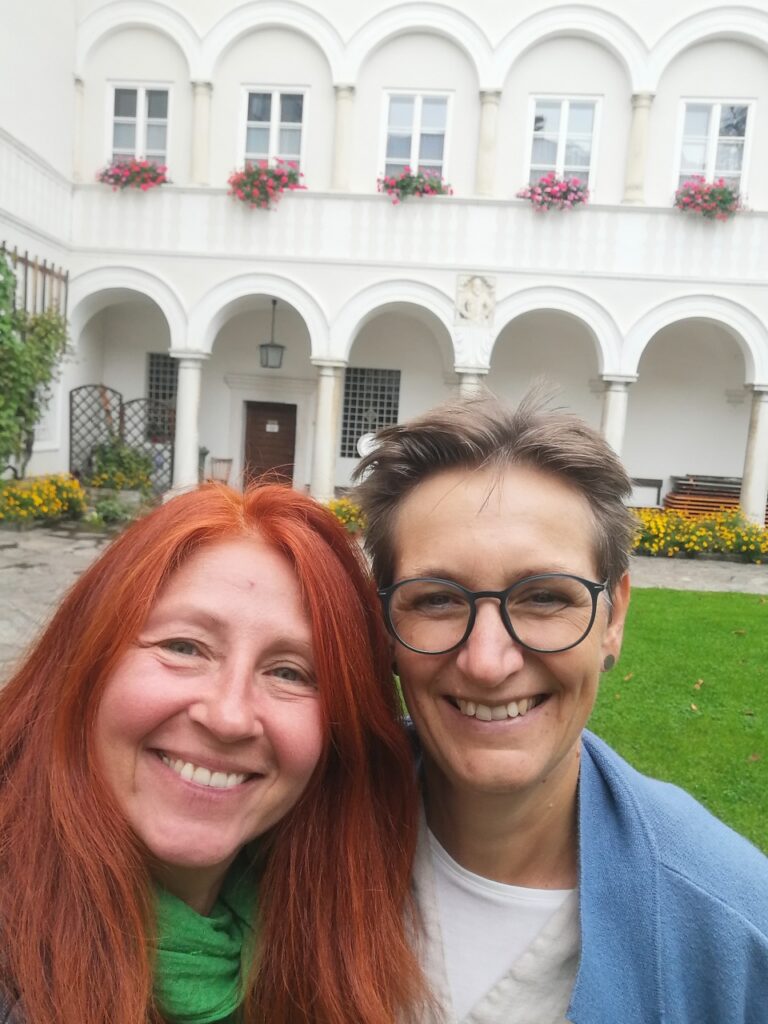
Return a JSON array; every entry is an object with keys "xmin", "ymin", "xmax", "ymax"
[{"xmin": 387, "ymin": 575, "xmax": 597, "ymax": 654}]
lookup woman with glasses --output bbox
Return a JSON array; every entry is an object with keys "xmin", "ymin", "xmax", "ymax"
[
  {"xmin": 354, "ymin": 390, "xmax": 768, "ymax": 1024},
  {"xmin": 0, "ymin": 484, "xmax": 426, "ymax": 1024}
]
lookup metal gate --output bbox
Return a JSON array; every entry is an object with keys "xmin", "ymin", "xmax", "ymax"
[{"xmin": 69, "ymin": 385, "xmax": 174, "ymax": 493}]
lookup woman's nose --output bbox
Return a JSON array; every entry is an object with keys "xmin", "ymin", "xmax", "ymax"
[
  {"xmin": 188, "ymin": 665, "xmax": 264, "ymax": 742},
  {"xmin": 455, "ymin": 600, "xmax": 525, "ymax": 687}
]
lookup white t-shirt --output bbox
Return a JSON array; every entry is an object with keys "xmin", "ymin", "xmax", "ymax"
[{"xmin": 419, "ymin": 825, "xmax": 579, "ymax": 1023}]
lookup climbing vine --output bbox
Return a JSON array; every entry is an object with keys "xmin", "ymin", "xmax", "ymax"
[{"xmin": 0, "ymin": 252, "xmax": 69, "ymax": 474}]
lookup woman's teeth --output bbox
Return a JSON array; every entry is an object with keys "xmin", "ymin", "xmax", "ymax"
[
  {"xmin": 456, "ymin": 697, "xmax": 541, "ymax": 720},
  {"xmin": 160, "ymin": 753, "xmax": 248, "ymax": 789}
]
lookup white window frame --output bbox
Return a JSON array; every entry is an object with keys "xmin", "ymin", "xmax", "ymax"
[
  {"xmin": 524, "ymin": 94, "xmax": 601, "ymax": 192},
  {"xmin": 378, "ymin": 90, "xmax": 452, "ymax": 179},
  {"xmin": 673, "ymin": 98, "xmax": 754, "ymax": 198},
  {"xmin": 238, "ymin": 86, "xmax": 307, "ymax": 169},
  {"xmin": 106, "ymin": 82, "xmax": 171, "ymax": 164}
]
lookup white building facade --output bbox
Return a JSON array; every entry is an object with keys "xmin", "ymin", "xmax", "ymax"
[{"xmin": 2, "ymin": 0, "xmax": 768, "ymax": 518}]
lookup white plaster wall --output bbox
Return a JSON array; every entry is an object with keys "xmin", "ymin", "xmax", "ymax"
[
  {"xmin": 210, "ymin": 28, "xmax": 335, "ymax": 190},
  {"xmin": 336, "ymin": 310, "xmax": 454, "ymax": 485},
  {"xmin": 352, "ymin": 33, "xmax": 479, "ymax": 194},
  {"xmin": 623, "ymin": 322, "xmax": 750, "ymax": 485},
  {"xmin": 81, "ymin": 28, "xmax": 192, "ymax": 183},
  {"xmin": 486, "ymin": 311, "xmax": 602, "ymax": 425},
  {"xmin": 648, "ymin": 40, "xmax": 768, "ymax": 209},
  {"xmin": 498, "ymin": 37, "xmax": 631, "ymax": 204},
  {"xmin": 0, "ymin": 2, "xmax": 76, "ymax": 172},
  {"xmin": 98, "ymin": 300, "xmax": 172, "ymax": 397}
]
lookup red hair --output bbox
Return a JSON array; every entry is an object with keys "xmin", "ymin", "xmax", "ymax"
[{"xmin": 0, "ymin": 484, "xmax": 425, "ymax": 1023}]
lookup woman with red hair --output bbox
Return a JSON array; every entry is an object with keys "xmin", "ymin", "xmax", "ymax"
[{"xmin": 0, "ymin": 484, "xmax": 425, "ymax": 1024}]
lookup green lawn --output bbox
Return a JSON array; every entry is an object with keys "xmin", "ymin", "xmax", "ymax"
[{"xmin": 589, "ymin": 587, "xmax": 768, "ymax": 853}]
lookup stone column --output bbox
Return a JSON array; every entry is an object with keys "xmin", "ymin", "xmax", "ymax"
[
  {"xmin": 740, "ymin": 386, "xmax": 768, "ymax": 524},
  {"xmin": 475, "ymin": 90, "xmax": 501, "ymax": 197},
  {"xmin": 623, "ymin": 92, "xmax": 654, "ymax": 204},
  {"xmin": 457, "ymin": 371, "xmax": 488, "ymax": 397},
  {"xmin": 172, "ymin": 353, "xmax": 207, "ymax": 489},
  {"xmin": 331, "ymin": 85, "xmax": 355, "ymax": 191},
  {"xmin": 73, "ymin": 76, "xmax": 85, "ymax": 182},
  {"xmin": 600, "ymin": 377, "xmax": 634, "ymax": 454},
  {"xmin": 310, "ymin": 361, "xmax": 346, "ymax": 501},
  {"xmin": 191, "ymin": 81, "xmax": 213, "ymax": 185}
]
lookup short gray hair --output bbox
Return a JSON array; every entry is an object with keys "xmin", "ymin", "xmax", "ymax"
[{"xmin": 352, "ymin": 388, "xmax": 636, "ymax": 593}]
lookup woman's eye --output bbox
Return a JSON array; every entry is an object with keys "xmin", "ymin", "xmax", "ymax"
[
  {"xmin": 269, "ymin": 665, "xmax": 316, "ymax": 688},
  {"xmin": 160, "ymin": 638, "xmax": 201, "ymax": 657}
]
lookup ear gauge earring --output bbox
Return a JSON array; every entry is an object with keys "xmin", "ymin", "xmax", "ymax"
[{"xmin": 602, "ymin": 654, "xmax": 616, "ymax": 673}]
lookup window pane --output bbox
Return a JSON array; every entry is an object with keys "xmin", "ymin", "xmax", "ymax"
[
  {"xmin": 246, "ymin": 126, "xmax": 269, "ymax": 154},
  {"xmin": 146, "ymin": 123, "xmax": 167, "ymax": 153},
  {"xmin": 113, "ymin": 122, "xmax": 136, "ymax": 149},
  {"xmin": 419, "ymin": 133, "xmax": 444, "ymax": 161},
  {"xmin": 385, "ymin": 162, "xmax": 408, "ymax": 178},
  {"xmin": 146, "ymin": 90, "xmax": 168, "ymax": 119},
  {"xmin": 280, "ymin": 93, "xmax": 303, "ymax": 123},
  {"xmin": 564, "ymin": 168, "xmax": 590, "ymax": 186},
  {"xmin": 114, "ymin": 89, "xmax": 137, "ymax": 117},
  {"xmin": 386, "ymin": 133, "xmax": 411, "ymax": 159},
  {"xmin": 565, "ymin": 139, "xmax": 591, "ymax": 167},
  {"xmin": 719, "ymin": 174, "xmax": 741, "ymax": 191},
  {"xmin": 279, "ymin": 127, "xmax": 301, "ymax": 155},
  {"xmin": 388, "ymin": 95, "xmax": 414, "ymax": 129},
  {"xmin": 531, "ymin": 136, "xmax": 558, "ymax": 165},
  {"xmin": 680, "ymin": 141, "xmax": 707, "ymax": 171},
  {"xmin": 568, "ymin": 102, "xmax": 594, "ymax": 135},
  {"xmin": 421, "ymin": 96, "xmax": 447, "ymax": 130},
  {"xmin": 248, "ymin": 92, "xmax": 271, "ymax": 122},
  {"xmin": 719, "ymin": 105, "xmax": 747, "ymax": 138},
  {"xmin": 534, "ymin": 101, "xmax": 561, "ymax": 135},
  {"xmin": 716, "ymin": 140, "xmax": 743, "ymax": 171},
  {"xmin": 684, "ymin": 104, "xmax": 710, "ymax": 138}
]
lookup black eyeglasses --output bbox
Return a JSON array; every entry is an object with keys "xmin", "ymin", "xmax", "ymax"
[{"xmin": 379, "ymin": 573, "xmax": 608, "ymax": 655}]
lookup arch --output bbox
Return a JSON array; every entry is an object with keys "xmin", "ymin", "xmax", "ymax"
[
  {"xmin": 342, "ymin": 3, "xmax": 491, "ymax": 84},
  {"xmin": 76, "ymin": 0, "xmax": 200, "ymax": 77},
  {"xmin": 649, "ymin": 7, "xmax": 768, "ymax": 89},
  {"xmin": 68, "ymin": 266, "xmax": 187, "ymax": 351},
  {"xmin": 201, "ymin": 0, "xmax": 343, "ymax": 78},
  {"xmin": 492, "ymin": 287, "xmax": 623, "ymax": 375},
  {"xmin": 491, "ymin": 6, "xmax": 647, "ymax": 92},
  {"xmin": 624, "ymin": 295, "xmax": 768, "ymax": 383},
  {"xmin": 189, "ymin": 273, "xmax": 329, "ymax": 357},
  {"xmin": 331, "ymin": 279, "xmax": 455, "ymax": 363}
]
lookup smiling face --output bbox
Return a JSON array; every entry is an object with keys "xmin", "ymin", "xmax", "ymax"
[
  {"xmin": 391, "ymin": 464, "xmax": 629, "ymax": 815},
  {"xmin": 93, "ymin": 537, "xmax": 323, "ymax": 912}
]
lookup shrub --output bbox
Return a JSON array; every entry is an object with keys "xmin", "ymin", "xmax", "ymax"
[
  {"xmin": 673, "ymin": 176, "xmax": 740, "ymax": 221},
  {"xmin": 633, "ymin": 507, "xmax": 766, "ymax": 563},
  {"xmin": 228, "ymin": 159, "xmax": 305, "ymax": 209},
  {"xmin": 93, "ymin": 496, "xmax": 137, "ymax": 524},
  {"xmin": 326, "ymin": 496, "xmax": 366, "ymax": 534},
  {"xmin": 516, "ymin": 172, "xmax": 589, "ymax": 211},
  {"xmin": 97, "ymin": 159, "xmax": 169, "ymax": 191},
  {"xmin": 376, "ymin": 167, "xmax": 453, "ymax": 205},
  {"xmin": 88, "ymin": 439, "xmax": 152, "ymax": 493},
  {"xmin": 0, "ymin": 474, "xmax": 86, "ymax": 524}
]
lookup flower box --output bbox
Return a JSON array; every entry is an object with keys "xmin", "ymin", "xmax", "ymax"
[
  {"xmin": 228, "ymin": 160, "xmax": 305, "ymax": 209},
  {"xmin": 97, "ymin": 160, "xmax": 169, "ymax": 192},
  {"xmin": 516, "ymin": 172, "xmax": 589, "ymax": 212},
  {"xmin": 376, "ymin": 167, "xmax": 453, "ymax": 205},
  {"xmin": 674, "ymin": 176, "xmax": 740, "ymax": 221}
]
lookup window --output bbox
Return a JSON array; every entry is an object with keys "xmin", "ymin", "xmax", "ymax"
[
  {"xmin": 244, "ymin": 90, "xmax": 304, "ymax": 168},
  {"xmin": 340, "ymin": 368, "xmax": 401, "ymax": 458},
  {"xmin": 384, "ymin": 93, "xmax": 448, "ymax": 178},
  {"xmin": 111, "ymin": 87, "xmax": 168, "ymax": 164},
  {"xmin": 678, "ymin": 102, "xmax": 749, "ymax": 190},
  {"xmin": 146, "ymin": 353, "xmax": 177, "ymax": 443},
  {"xmin": 529, "ymin": 98, "xmax": 596, "ymax": 185}
]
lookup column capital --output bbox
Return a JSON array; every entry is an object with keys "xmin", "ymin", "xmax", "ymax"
[
  {"xmin": 73, "ymin": 75, "xmax": 84, "ymax": 89},
  {"xmin": 601, "ymin": 374, "xmax": 637, "ymax": 386},
  {"xmin": 631, "ymin": 92, "xmax": 655, "ymax": 109},
  {"xmin": 311, "ymin": 358, "xmax": 347, "ymax": 370},
  {"xmin": 333, "ymin": 84, "xmax": 355, "ymax": 97},
  {"xmin": 479, "ymin": 89, "xmax": 502, "ymax": 105},
  {"xmin": 191, "ymin": 80, "xmax": 213, "ymax": 92},
  {"xmin": 170, "ymin": 350, "xmax": 209, "ymax": 363},
  {"xmin": 746, "ymin": 382, "xmax": 768, "ymax": 394}
]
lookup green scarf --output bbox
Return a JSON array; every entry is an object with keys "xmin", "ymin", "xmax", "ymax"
[{"xmin": 154, "ymin": 861, "xmax": 257, "ymax": 1024}]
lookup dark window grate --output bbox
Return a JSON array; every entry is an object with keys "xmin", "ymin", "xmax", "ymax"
[{"xmin": 340, "ymin": 367, "xmax": 401, "ymax": 458}]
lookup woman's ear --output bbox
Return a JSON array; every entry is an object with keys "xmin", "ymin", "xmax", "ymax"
[{"xmin": 602, "ymin": 572, "xmax": 630, "ymax": 667}]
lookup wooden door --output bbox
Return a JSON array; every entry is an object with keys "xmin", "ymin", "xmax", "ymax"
[{"xmin": 243, "ymin": 402, "xmax": 297, "ymax": 486}]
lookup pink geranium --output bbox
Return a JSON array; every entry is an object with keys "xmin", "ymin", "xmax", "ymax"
[
  {"xmin": 228, "ymin": 159, "xmax": 306, "ymax": 210},
  {"xmin": 517, "ymin": 172, "xmax": 589, "ymax": 211}
]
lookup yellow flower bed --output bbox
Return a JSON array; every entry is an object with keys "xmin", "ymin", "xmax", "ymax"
[
  {"xmin": 326, "ymin": 496, "xmax": 366, "ymax": 533},
  {"xmin": 633, "ymin": 507, "xmax": 767, "ymax": 563},
  {"xmin": 0, "ymin": 474, "xmax": 86, "ymax": 524}
]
